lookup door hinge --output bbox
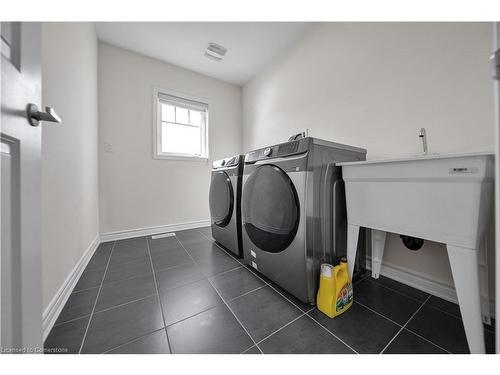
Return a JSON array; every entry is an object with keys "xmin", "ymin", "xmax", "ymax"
[{"xmin": 491, "ymin": 49, "xmax": 500, "ymax": 80}]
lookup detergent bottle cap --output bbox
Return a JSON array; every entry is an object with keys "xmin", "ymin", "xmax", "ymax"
[
  {"xmin": 320, "ymin": 263, "xmax": 333, "ymax": 277},
  {"xmin": 340, "ymin": 257, "xmax": 347, "ymax": 263}
]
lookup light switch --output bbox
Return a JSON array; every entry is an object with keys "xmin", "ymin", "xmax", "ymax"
[{"xmin": 104, "ymin": 142, "xmax": 113, "ymax": 153}]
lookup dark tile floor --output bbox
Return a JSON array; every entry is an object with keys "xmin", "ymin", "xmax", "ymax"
[{"xmin": 44, "ymin": 227, "xmax": 496, "ymax": 354}]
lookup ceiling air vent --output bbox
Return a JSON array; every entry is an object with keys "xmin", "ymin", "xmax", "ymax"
[{"xmin": 204, "ymin": 42, "xmax": 227, "ymax": 61}]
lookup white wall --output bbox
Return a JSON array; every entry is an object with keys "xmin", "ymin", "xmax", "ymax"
[
  {"xmin": 98, "ymin": 43, "xmax": 242, "ymax": 235},
  {"xmin": 41, "ymin": 23, "xmax": 99, "ymax": 309},
  {"xmin": 243, "ymin": 23, "xmax": 495, "ymax": 296}
]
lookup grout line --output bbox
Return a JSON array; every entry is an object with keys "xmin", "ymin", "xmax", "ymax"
[
  {"xmin": 350, "ymin": 273, "xmax": 487, "ymax": 352},
  {"xmin": 354, "ymin": 275, "xmax": 468, "ymax": 351},
  {"xmin": 196, "ymin": 229, "xmax": 270, "ymax": 285},
  {"xmin": 146, "ymin": 236, "xmax": 173, "ymax": 354},
  {"xmin": 379, "ymin": 295, "xmax": 432, "ymax": 354},
  {"xmin": 240, "ymin": 345, "xmax": 258, "ymax": 354},
  {"xmin": 78, "ymin": 240, "xmax": 117, "ymax": 354},
  {"xmin": 352, "ymin": 279, "xmax": 365, "ymax": 287},
  {"xmin": 363, "ymin": 277, "xmax": 430, "ymax": 304},
  {"xmin": 164, "ymin": 304, "xmax": 222, "ymax": 329},
  {"xmin": 353, "ymin": 300, "xmax": 404, "ymax": 328},
  {"xmin": 106, "ymin": 256, "xmax": 151, "ymax": 273},
  {"xmin": 177, "ymin": 233, "xmax": 264, "ymax": 353},
  {"xmin": 202, "ymin": 281, "xmax": 264, "ymax": 353},
  {"xmin": 303, "ymin": 313, "xmax": 359, "ymax": 354},
  {"xmin": 420, "ymin": 297, "xmax": 496, "ymax": 333},
  {"xmin": 144, "ymin": 273, "xmax": 269, "ymax": 330},
  {"xmin": 100, "ymin": 271, "xmax": 154, "ymax": 288},
  {"xmin": 254, "ymin": 312, "xmax": 306, "ymax": 348},
  {"xmin": 163, "ymin": 281, "xmax": 269, "ymax": 329},
  {"xmin": 111, "ymin": 247, "xmax": 149, "ymax": 257},
  {"xmin": 196, "ymin": 228, "xmax": 247, "ymax": 264},
  {"xmin": 305, "ymin": 306, "xmax": 316, "ymax": 314},
  {"xmin": 204, "ymin": 264, "xmax": 244, "ymax": 278},
  {"xmin": 423, "ymin": 302, "xmax": 462, "ymax": 321},
  {"xmin": 153, "ymin": 260, "xmax": 194, "ymax": 274},
  {"xmin": 197, "ymin": 229, "xmax": 231, "ymax": 251},
  {"xmin": 226, "ymin": 283, "xmax": 270, "ymax": 303},
  {"xmin": 420, "ymin": 295, "xmax": 495, "ymax": 334},
  {"xmin": 352, "ymin": 272, "xmax": 374, "ymax": 284},
  {"xmin": 361, "ymin": 273, "xmax": 490, "ymax": 337},
  {"xmin": 404, "ymin": 327, "xmax": 452, "ymax": 354},
  {"xmin": 198, "ymin": 230, "xmax": 278, "ymax": 290},
  {"xmin": 176, "ymin": 233, "xmax": 264, "ymax": 354},
  {"xmin": 92, "ymin": 294, "xmax": 157, "ymax": 315},
  {"xmin": 102, "ymin": 327, "xmax": 167, "ymax": 354},
  {"xmin": 196, "ymin": 227, "xmax": 211, "ymax": 235},
  {"xmin": 149, "ymin": 242, "xmax": 184, "ymax": 249},
  {"xmin": 71, "ymin": 285, "xmax": 102, "ymax": 294},
  {"xmin": 205, "ymin": 264, "xmax": 244, "ymax": 278},
  {"xmin": 156, "ymin": 275, "xmax": 207, "ymax": 292},
  {"xmin": 151, "ymin": 258, "xmax": 198, "ymax": 273},
  {"xmin": 53, "ymin": 314, "xmax": 91, "ymax": 328},
  {"xmin": 265, "ymin": 283, "xmax": 309, "ymax": 311}
]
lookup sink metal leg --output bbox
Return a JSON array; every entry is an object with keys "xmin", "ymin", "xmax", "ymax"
[
  {"xmin": 371, "ymin": 229, "xmax": 386, "ymax": 279},
  {"xmin": 346, "ymin": 224, "xmax": 360, "ymax": 278},
  {"xmin": 478, "ymin": 238, "xmax": 491, "ymax": 325},
  {"xmin": 446, "ymin": 244, "xmax": 486, "ymax": 354}
]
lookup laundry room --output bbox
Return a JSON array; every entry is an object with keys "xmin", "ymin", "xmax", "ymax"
[{"xmin": 1, "ymin": 1, "xmax": 500, "ymax": 371}]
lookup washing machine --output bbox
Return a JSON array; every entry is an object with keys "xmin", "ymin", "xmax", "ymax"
[
  {"xmin": 241, "ymin": 137, "xmax": 366, "ymax": 304},
  {"xmin": 209, "ymin": 155, "xmax": 244, "ymax": 257}
]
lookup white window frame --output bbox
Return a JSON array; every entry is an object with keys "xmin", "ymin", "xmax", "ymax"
[{"xmin": 153, "ymin": 87, "xmax": 210, "ymax": 161}]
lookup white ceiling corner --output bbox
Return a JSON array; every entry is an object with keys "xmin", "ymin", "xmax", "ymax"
[{"xmin": 95, "ymin": 22, "xmax": 309, "ymax": 86}]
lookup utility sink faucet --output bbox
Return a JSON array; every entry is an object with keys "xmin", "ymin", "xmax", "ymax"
[{"xmin": 418, "ymin": 127, "xmax": 428, "ymax": 155}]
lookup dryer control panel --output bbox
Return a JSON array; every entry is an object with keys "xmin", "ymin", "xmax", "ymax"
[{"xmin": 245, "ymin": 138, "xmax": 310, "ymax": 163}]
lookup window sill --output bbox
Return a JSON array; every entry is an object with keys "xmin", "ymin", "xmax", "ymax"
[{"xmin": 153, "ymin": 154, "xmax": 209, "ymax": 162}]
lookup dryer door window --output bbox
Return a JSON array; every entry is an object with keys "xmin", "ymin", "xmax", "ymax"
[
  {"xmin": 242, "ymin": 165, "xmax": 300, "ymax": 253},
  {"xmin": 209, "ymin": 171, "xmax": 234, "ymax": 227}
]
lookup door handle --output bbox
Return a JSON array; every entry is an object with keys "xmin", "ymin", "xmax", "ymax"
[{"xmin": 27, "ymin": 103, "xmax": 62, "ymax": 127}]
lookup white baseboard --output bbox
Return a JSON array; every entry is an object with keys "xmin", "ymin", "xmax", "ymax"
[
  {"xmin": 42, "ymin": 234, "xmax": 100, "ymax": 340},
  {"xmin": 365, "ymin": 256, "xmax": 495, "ymax": 316},
  {"xmin": 99, "ymin": 219, "xmax": 211, "ymax": 242}
]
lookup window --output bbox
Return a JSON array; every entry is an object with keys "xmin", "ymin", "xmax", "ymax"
[{"xmin": 154, "ymin": 88, "xmax": 209, "ymax": 160}]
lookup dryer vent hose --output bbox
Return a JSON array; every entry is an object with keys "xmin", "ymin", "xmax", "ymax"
[{"xmin": 400, "ymin": 235, "xmax": 424, "ymax": 251}]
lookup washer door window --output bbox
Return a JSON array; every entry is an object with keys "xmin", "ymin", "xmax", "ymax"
[
  {"xmin": 209, "ymin": 171, "xmax": 234, "ymax": 227},
  {"xmin": 242, "ymin": 165, "xmax": 300, "ymax": 253}
]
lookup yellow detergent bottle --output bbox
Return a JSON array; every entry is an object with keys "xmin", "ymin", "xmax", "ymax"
[{"xmin": 317, "ymin": 257, "xmax": 353, "ymax": 318}]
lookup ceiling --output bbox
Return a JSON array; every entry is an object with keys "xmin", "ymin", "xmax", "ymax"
[{"xmin": 95, "ymin": 22, "xmax": 309, "ymax": 86}]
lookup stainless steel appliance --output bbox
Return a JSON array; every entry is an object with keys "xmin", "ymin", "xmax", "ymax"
[
  {"xmin": 209, "ymin": 155, "xmax": 244, "ymax": 257},
  {"xmin": 241, "ymin": 137, "xmax": 366, "ymax": 304}
]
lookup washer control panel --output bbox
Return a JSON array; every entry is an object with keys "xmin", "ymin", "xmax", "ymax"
[{"xmin": 212, "ymin": 155, "xmax": 241, "ymax": 169}]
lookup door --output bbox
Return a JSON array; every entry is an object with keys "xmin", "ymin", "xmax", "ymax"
[
  {"xmin": 242, "ymin": 165, "xmax": 300, "ymax": 253},
  {"xmin": 209, "ymin": 171, "xmax": 234, "ymax": 227},
  {"xmin": 1, "ymin": 22, "xmax": 43, "ymax": 353},
  {"xmin": 493, "ymin": 21, "xmax": 500, "ymax": 354}
]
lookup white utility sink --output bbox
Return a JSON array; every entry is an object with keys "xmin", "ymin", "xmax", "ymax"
[{"xmin": 338, "ymin": 152, "xmax": 494, "ymax": 354}]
